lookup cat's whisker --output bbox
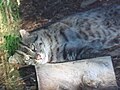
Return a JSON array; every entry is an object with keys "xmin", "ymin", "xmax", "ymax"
[{"xmin": 14, "ymin": 4, "xmax": 120, "ymax": 65}]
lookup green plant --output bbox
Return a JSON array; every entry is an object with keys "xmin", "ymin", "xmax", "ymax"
[
  {"xmin": 0, "ymin": 0, "xmax": 24, "ymax": 90},
  {"xmin": 0, "ymin": 0, "xmax": 20, "ymax": 24},
  {"xmin": 4, "ymin": 34, "xmax": 21, "ymax": 56}
]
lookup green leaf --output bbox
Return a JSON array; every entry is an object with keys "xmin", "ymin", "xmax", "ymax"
[
  {"xmin": 4, "ymin": 34, "xmax": 21, "ymax": 56},
  {"xmin": 0, "ymin": 0, "xmax": 3, "ymax": 6}
]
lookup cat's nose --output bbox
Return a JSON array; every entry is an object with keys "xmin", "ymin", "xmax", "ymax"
[{"xmin": 36, "ymin": 53, "xmax": 42, "ymax": 60}]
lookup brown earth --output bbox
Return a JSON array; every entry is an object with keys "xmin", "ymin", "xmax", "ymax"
[
  {"xmin": 20, "ymin": 0, "xmax": 120, "ymax": 31},
  {"xmin": 19, "ymin": 0, "xmax": 120, "ymax": 90}
]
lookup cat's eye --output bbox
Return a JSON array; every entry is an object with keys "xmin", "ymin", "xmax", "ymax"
[
  {"xmin": 40, "ymin": 49, "xmax": 44, "ymax": 53},
  {"xmin": 39, "ymin": 43, "xmax": 42, "ymax": 46}
]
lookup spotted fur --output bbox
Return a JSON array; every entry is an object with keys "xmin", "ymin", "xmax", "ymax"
[{"xmin": 19, "ymin": 4, "xmax": 120, "ymax": 64}]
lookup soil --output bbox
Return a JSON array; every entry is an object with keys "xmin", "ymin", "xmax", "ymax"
[
  {"xmin": 19, "ymin": 0, "xmax": 120, "ymax": 90},
  {"xmin": 20, "ymin": 0, "xmax": 120, "ymax": 31}
]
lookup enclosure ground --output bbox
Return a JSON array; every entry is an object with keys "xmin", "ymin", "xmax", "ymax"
[{"xmin": 6, "ymin": 0, "xmax": 120, "ymax": 89}]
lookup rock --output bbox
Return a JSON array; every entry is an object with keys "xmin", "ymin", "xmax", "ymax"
[
  {"xmin": 0, "ymin": 85, "xmax": 6, "ymax": 90},
  {"xmin": 35, "ymin": 56, "xmax": 118, "ymax": 90}
]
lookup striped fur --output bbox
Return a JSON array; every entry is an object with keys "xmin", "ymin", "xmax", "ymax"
[{"xmin": 20, "ymin": 4, "xmax": 120, "ymax": 64}]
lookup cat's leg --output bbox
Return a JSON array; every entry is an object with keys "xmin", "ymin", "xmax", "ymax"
[
  {"xmin": 64, "ymin": 41, "xmax": 85, "ymax": 61},
  {"xmin": 77, "ymin": 46, "xmax": 101, "ymax": 59},
  {"xmin": 63, "ymin": 39, "xmax": 102, "ymax": 60}
]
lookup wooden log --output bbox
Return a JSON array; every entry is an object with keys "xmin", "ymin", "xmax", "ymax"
[{"xmin": 35, "ymin": 56, "xmax": 118, "ymax": 90}]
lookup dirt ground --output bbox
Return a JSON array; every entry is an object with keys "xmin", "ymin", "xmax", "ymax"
[
  {"xmin": 19, "ymin": 0, "xmax": 120, "ymax": 89},
  {"xmin": 20, "ymin": 0, "xmax": 120, "ymax": 31}
]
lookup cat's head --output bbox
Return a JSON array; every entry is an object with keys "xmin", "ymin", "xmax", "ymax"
[{"xmin": 18, "ymin": 29, "xmax": 51, "ymax": 65}]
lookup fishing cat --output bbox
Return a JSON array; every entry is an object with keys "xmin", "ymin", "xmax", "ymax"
[{"xmin": 13, "ymin": 4, "xmax": 120, "ymax": 65}]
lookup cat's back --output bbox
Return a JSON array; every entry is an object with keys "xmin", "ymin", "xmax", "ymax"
[
  {"xmin": 47, "ymin": 4, "xmax": 120, "ymax": 42},
  {"xmin": 64, "ymin": 4, "xmax": 119, "ymax": 38}
]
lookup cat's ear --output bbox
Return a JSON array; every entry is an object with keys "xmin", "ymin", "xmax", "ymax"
[
  {"xmin": 19, "ymin": 29, "xmax": 38, "ymax": 44},
  {"xmin": 19, "ymin": 29, "xmax": 30, "ymax": 39}
]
